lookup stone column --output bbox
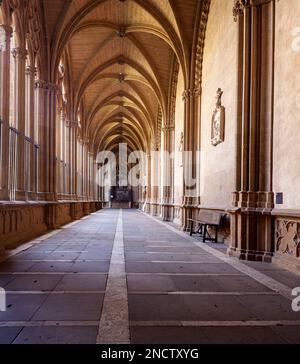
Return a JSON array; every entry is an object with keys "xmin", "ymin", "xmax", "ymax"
[
  {"xmin": 81, "ymin": 139, "xmax": 89, "ymax": 200},
  {"xmin": 35, "ymin": 79, "xmax": 46, "ymax": 200},
  {"xmin": 182, "ymin": 89, "xmax": 201, "ymax": 230},
  {"xmin": 161, "ymin": 125, "xmax": 175, "ymax": 221},
  {"xmin": 26, "ymin": 65, "xmax": 37, "ymax": 200},
  {"xmin": 47, "ymin": 83, "xmax": 58, "ymax": 201},
  {"xmin": 144, "ymin": 153, "xmax": 151, "ymax": 213},
  {"xmin": 229, "ymin": 0, "xmax": 275, "ymax": 262},
  {"xmin": 0, "ymin": 25, "xmax": 12, "ymax": 200},
  {"xmin": 150, "ymin": 147, "xmax": 160, "ymax": 216},
  {"xmin": 88, "ymin": 151, "xmax": 94, "ymax": 200},
  {"xmin": 67, "ymin": 121, "xmax": 78, "ymax": 200},
  {"xmin": 12, "ymin": 47, "xmax": 28, "ymax": 200}
]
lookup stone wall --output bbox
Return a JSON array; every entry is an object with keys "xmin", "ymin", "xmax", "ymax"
[
  {"xmin": 0, "ymin": 201, "xmax": 102, "ymax": 253},
  {"xmin": 273, "ymin": 0, "xmax": 300, "ymax": 210},
  {"xmin": 272, "ymin": 0, "xmax": 300, "ymax": 270},
  {"xmin": 0, "ymin": 203, "xmax": 48, "ymax": 251},
  {"xmin": 200, "ymin": 0, "xmax": 238, "ymax": 209}
]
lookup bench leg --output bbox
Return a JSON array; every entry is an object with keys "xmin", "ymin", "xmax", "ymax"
[
  {"xmin": 189, "ymin": 220, "xmax": 194, "ymax": 236},
  {"xmin": 215, "ymin": 226, "xmax": 218, "ymax": 243},
  {"xmin": 203, "ymin": 225, "xmax": 207, "ymax": 243}
]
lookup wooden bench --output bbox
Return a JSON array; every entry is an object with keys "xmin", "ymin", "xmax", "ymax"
[{"xmin": 188, "ymin": 211, "xmax": 224, "ymax": 243}]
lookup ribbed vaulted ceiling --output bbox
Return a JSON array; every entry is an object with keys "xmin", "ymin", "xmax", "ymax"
[{"xmin": 42, "ymin": 0, "xmax": 199, "ymax": 154}]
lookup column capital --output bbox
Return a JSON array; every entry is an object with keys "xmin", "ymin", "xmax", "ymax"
[
  {"xmin": 0, "ymin": 24, "xmax": 13, "ymax": 35},
  {"xmin": 66, "ymin": 120, "xmax": 78, "ymax": 128},
  {"xmin": 182, "ymin": 88, "xmax": 201, "ymax": 101},
  {"xmin": 35, "ymin": 79, "xmax": 46, "ymax": 89},
  {"xmin": 45, "ymin": 82, "xmax": 59, "ymax": 93},
  {"xmin": 12, "ymin": 47, "xmax": 28, "ymax": 60},
  {"xmin": 25, "ymin": 65, "xmax": 37, "ymax": 76},
  {"xmin": 162, "ymin": 125, "xmax": 175, "ymax": 133},
  {"xmin": 0, "ymin": 25, "xmax": 13, "ymax": 51},
  {"xmin": 80, "ymin": 138, "xmax": 89, "ymax": 145},
  {"xmin": 233, "ymin": 0, "xmax": 272, "ymax": 22}
]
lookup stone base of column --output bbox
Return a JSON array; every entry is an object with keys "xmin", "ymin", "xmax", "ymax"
[
  {"xmin": 26, "ymin": 192, "xmax": 38, "ymax": 201},
  {"xmin": 36, "ymin": 192, "xmax": 49, "ymax": 202},
  {"xmin": 150, "ymin": 202, "xmax": 159, "ymax": 216},
  {"xmin": 182, "ymin": 196, "xmax": 200, "ymax": 231},
  {"xmin": 0, "ymin": 189, "xmax": 10, "ymax": 201},
  {"xmin": 144, "ymin": 202, "xmax": 150, "ymax": 214},
  {"xmin": 15, "ymin": 190, "xmax": 26, "ymax": 201},
  {"xmin": 227, "ymin": 247, "xmax": 273, "ymax": 263},
  {"xmin": 46, "ymin": 203, "xmax": 60, "ymax": 230},
  {"xmin": 161, "ymin": 203, "xmax": 174, "ymax": 222},
  {"xmin": 229, "ymin": 194, "xmax": 274, "ymax": 263}
]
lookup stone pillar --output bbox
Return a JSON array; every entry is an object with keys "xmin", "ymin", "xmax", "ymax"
[
  {"xmin": 0, "ymin": 25, "xmax": 12, "ymax": 201},
  {"xmin": 82, "ymin": 139, "xmax": 89, "ymax": 200},
  {"xmin": 67, "ymin": 121, "xmax": 78, "ymax": 200},
  {"xmin": 182, "ymin": 89, "xmax": 201, "ymax": 230},
  {"xmin": 144, "ymin": 153, "xmax": 151, "ymax": 213},
  {"xmin": 26, "ymin": 65, "xmax": 37, "ymax": 200},
  {"xmin": 35, "ymin": 80, "xmax": 58, "ymax": 202},
  {"xmin": 150, "ymin": 148, "xmax": 160, "ymax": 216},
  {"xmin": 88, "ymin": 151, "xmax": 95, "ymax": 200},
  {"xmin": 229, "ymin": 0, "xmax": 275, "ymax": 262},
  {"xmin": 12, "ymin": 47, "xmax": 27, "ymax": 200},
  {"xmin": 35, "ymin": 79, "xmax": 46, "ymax": 200},
  {"xmin": 161, "ymin": 125, "xmax": 175, "ymax": 221},
  {"xmin": 47, "ymin": 83, "xmax": 58, "ymax": 201}
]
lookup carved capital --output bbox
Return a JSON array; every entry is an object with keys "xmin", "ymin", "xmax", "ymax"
[
  {"xmin": 0, "ymin": 25, "xmax": 13, "ymax": 51},
  {"xmin": 182, "ymin": 88, "xmax": 201, "ymax": 101},
  {"xmin": 66, "ymin": 120, "xmax": 78, "ymax": 129},
  {"xmin": 25, "ymin": 65, "xmax": 37, "ymax": 76},
  {"xmin": 46, "ymin": 82, "xmax": 59, "ymax": 92},
  {"xmin": 233, "ymin": 0, "xmax": 272, "ymax": 21},
  {"xmin": 11, "ymin": 47, "xmax": 28, "ymax": 60},
  {"xmin": 233, "ymin": 0, "xmax": 249, "ymax": 22},
  {"xmin": 35, "ymin": 79, "xmax": 46, "ymax": 89},
  {"xmin": 80, "ymin": 138, "xmax": 89, "ymax": 145},
  {"xmin": 162, "ymin": 125, "xmax": 175, "ymax": 133}
]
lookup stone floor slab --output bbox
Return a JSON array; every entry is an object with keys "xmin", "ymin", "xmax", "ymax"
[{"xmin": 12, "ymin": 326, "xmax": 98, "ymax": 344}]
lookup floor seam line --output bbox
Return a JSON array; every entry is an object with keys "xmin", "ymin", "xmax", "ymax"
[{"xmin": 97, "ymin": 209, "xmax": 130, "ymax": 344}]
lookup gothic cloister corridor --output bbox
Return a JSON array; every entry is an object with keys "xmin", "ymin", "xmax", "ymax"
[
  {"xmin": 1, "ymin": 0, "xmax": 300, "ymax": 347},
  {"xmin": 0, "ymin": 209, "xmax": 299, "ymax": 344}
]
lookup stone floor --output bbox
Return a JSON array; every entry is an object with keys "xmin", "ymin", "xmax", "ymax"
[{"xmin": 0, "ymin": 209, "xmax": 300, "ymax": 344}]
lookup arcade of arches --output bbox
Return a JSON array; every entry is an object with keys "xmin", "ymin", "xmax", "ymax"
[{"xmin": 0, "ymin": 0, "xmax": 300, "ymax": 343}]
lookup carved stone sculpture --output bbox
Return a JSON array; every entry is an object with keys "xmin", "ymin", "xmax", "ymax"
[
  {"xmin": 276, "ymin": 220, "xmax": 300, "ymax": 258},
  {"xmin": 211, "ymin": 88, "xmax": 225, "ymax": 147}
]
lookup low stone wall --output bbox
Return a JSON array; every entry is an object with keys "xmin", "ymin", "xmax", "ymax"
[
  {"xmin": 0, "ymin": 201, "xmax": 102, "ymax": 252},
  {"xmin": 273, "ymin": 210, "xmax": 300, "ymax": 273},
  {"xmin": 0, "ymin": 203, "xmax": 48, "ymax": 252}
]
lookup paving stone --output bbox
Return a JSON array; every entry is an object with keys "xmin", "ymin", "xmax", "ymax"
[
  {"xmin": 235, "ymin": 294, "xmax": 300, "ymax": 321},
  {"xmin": 32, "ymin": 293, "xmax": 104, "ymax": 321},
  {"xmin": 0, "ymin": 294, "xmax": 47, "ymax": 321},
  {"xmin": 128, "ymin": 294, "xmax": 257, "ymax": 322},
  {"xmin": 126, "ymin": 262, "xmax": 239, "ymax": 274},
  {"xmin": 5, "ymin": 274, "xmax": 63, "ymax": 291},
  {"xmin": 130, "ymin": 326, "xmax": 287, "ymax": 344},
  {"xmin": 0, "ymin": 327, "xmax": 24, "ymax": 344},
  {"xmin": 12, "ymin": 326, "xmax": 98, "ymax": 344},
  {"xmin": 54, "ymin": 274, "xmax": 107, "ymax": 291}
]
